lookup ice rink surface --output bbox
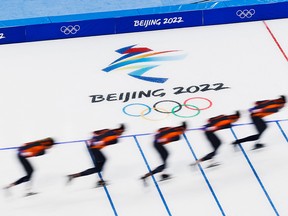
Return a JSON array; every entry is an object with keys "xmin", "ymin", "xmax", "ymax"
[{"xmin": 1, "ymin": 18, "xmax": 288, "ymax": 215}]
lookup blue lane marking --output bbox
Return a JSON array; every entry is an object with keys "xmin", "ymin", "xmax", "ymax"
[
  {"xmin": 183, "ymin": 133, "xmax": 226, "ymax": 216},
  {"xmin": 0, "ymin": 140, "xmax": 86, "ymax": 151},
  {"xmin": 97, "ymin": 172, "xmax": 118, "ymax": 216},
  {"xmin": 133, "ymin": 136, "xmax": 172, "ymax": 216},
  {"xmin": 0, "ymin": 146, "xmax": 17, "ymax": 151},
  {"xmin": 85, "ymin": 141, "xmax": 119, "ymax": 216},
  {"xmin": 229, "ymin": 128, "xmax": 280, "ymax": 216},
  {"xmin": 275, "ymin": 121, "xmax": 288, "ymax": 142}
]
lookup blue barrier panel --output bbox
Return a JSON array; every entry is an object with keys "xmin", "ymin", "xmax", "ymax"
[
  {"xmin": 116, "ymin": 11, "xmax": 203, "ymax": 33},
  {"xmin": 203, "ymin": 2, "xmax": 288, "ymax": 25},
  {"xmin": 204, "ymin": 6, "xmax": 259, "ymax": 26},
  {"xmin": 25, "ymin": 18, "xmax": 116, "ymax": 42},
  {"xmin": 0, "ymin": 26, "xmax": 26, "ymax": 45},
  {"xmin": 1, "ymin": 1, "xmax": 288, "ymax": 45},
  {"xmin": 253, "ymin": 2, "xmax": 288, "ymax": 20}
]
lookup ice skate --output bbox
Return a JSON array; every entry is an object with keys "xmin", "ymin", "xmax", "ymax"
[
  {"xmin": 96, "ymin": 180, "xmax": 107, "ymax": 188},
  {"xmin": 159, "ymin": 173, "xmax": 172, "ymax": 182},
  {"xmin": 206, "ymin": 162, "xmax": 221, "ymax": 169},
  {"xmin": 252, "ymin": 143, "xmax": 265, "ymax": 150},
  {"xmin": 190, "ymin": 161, "xmax": 200, "ymax": 167},
  {"xmin": 232, "ymin": 142, "xmax": 240, "ymax": 152},
  {"xmin": 140, "ymin": 176, "xmax": 148, "ymax": 186},
  {"xmin": 25, "ymin": 191, "xmax": 38, "ymax": 197},
  {"xmin": 66, "ymin": 174, "xmax": 75, "ymax": 184}
]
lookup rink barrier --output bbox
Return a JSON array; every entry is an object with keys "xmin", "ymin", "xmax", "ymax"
[
  {"xmin": 0, "ymin": 1, "xmax": 288, "ymax": 45},
  {"xmin": 1, "ymin": 118, "xmax": 287, "ymax": 151}
]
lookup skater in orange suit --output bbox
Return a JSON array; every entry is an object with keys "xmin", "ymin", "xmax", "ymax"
[
  {"xmin": 191, "ymin": 111, "xmax": 240, "ymax": 167},
  {"xmin": 67, "ymin": 124, "xmax": 125, "ymax": 187},
  {"xmin": 232, "ymin": 95, "xmax": 286, "ymax": 150},
  {"xmin": 4, "ymin": 137, "xmax": 55, "ymax": 196},
  {"xmin": 140, "ymin": 122, "xmax": 187, "ymax": 184}
]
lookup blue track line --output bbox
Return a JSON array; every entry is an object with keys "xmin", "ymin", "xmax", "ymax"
[
  {"xmin": 97, "ymin": 172, "xmax": 118, "ymax": 216},
  {"xmin": 85, "ymin": 141, "xmax": 119, "ymax": 216},
  {"xmin": 133, "ymin": 136, "xmax": 172, "ymax": 216},
  {"xmin": 275, "ymin": 121, "xmax": 288, "ymax": 142},
  {"xmin": 0, "ymin": 140, "xmax": 86, "ymax": 151},
  {"xmin": 229, "ymin": 128, "xmax": 280, "ymax": 216},
  {"xmin": 183, "ymin": 133, "xmax": 226, "ymax": 216}
]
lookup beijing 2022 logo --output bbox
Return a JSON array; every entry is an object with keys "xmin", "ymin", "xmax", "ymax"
[{"xmin": 102, "ymin": 45, "xmax": 186, "ymax": 83}]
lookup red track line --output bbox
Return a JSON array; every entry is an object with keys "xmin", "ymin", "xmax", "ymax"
[{"xmin": 263, "ymin": 20, "xmax": 288, "ymax": 62}]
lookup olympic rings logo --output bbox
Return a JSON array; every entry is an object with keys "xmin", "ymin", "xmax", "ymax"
[
  {"xmin": 236, "ymin": 9, "xmax": 255, "ymax": 19},
  {"xmin": 60, "ymin": 25, "xmax": 81, "ymax": 35},
  {"xmin": 122, "ymin": 97, "xmax": 212, "ymax": 121}
]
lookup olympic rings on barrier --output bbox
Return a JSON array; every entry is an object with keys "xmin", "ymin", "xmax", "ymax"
[
  {"xmin": 236, "ymin": 9, "xmax": 255, "ymax": 19},
  {"xmin": 60, "ymin": 25, "xmax": 81, "ymax": 35},
  {"xmin": 122, "ymin": 97, "xmax": 213, "ymax": 121}
]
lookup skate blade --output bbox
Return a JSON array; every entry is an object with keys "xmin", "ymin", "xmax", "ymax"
[
  {"xmin": 158, "ymin": 176, "xmax": 173, "ymax": 182},
  {"xmin": 206, "ymin": 162, "xmax": 220, "ymax": 169},
  {"xmin": 24, "ymin": 192, "xmax": 38, "ymax": 197}
]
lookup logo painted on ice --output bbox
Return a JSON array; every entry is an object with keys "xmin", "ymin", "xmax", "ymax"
[
  {"xmin": 102, "ymin": 45, "xmax": 186, "ymax": 83},
  {"xmin": 0, "ymin": 33, "xmax": 5, "ymax": 39}
]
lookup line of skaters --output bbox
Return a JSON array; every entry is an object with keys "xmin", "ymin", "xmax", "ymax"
[{"xmin": 2, "ymin": 95, "xmax": 286, "ymax": 196}]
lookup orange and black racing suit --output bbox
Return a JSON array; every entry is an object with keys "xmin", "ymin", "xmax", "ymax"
[
  {"xmin": 14, "ymin": 138, "xmax": 54, "ymax": 186},
  {"xmin": 149, "ymin": 122, "xmax": 187, "ymax": 175},
  {"xmin": 200, "ymin": 112, "xmax": 240, "ymax": 162},
  {"xmin": 78, "ymin": 125, "xmax": 125, "ymax": 177},
  {"xmin": 233, "ymin": 96, "xmax": 286, "ymax": 145}
]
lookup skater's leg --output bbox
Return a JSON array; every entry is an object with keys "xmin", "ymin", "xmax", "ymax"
[
  {"xmin": 253, "ymin": 116, "xmax": 267, "ymax": 135},
  {"xmin": 143, "ymin": 164, "xmax": 166, "ymax": 179},
  {"xmin": 192, "ymin": 131, "xmax": 221, "ymax": 166},
  {"xmin": 6, "ymin": 154, "xmax": 34, "ymax": 188},
  {"xmin": 232, "ymin": 116, "xmax": 267, "ymax": 145},
  {"xmin": 205, "ymin": 131, "xmax": 221, "ymax": 152},
  {"xmin": 154, "ymin": 141, "xmax": 169, "ymax": 165},
  {"xmin": 68, "ymin": 149, "xmax": 106, "ymax": 182},
  {"xmin": 251, "ymin": 116, "xmax": 267, "ymax": 149},
  {"xmin": 200, "ymin": 131, "xmax": 221, "ymax": 162},
  {"xmin": 141, "ymin": 142, "xmax": 169, "ymax": 179},
  {"xmin": 198, "ymin": 152, "xmax": 217, "ymax": 162},
  {"xmin": 89, "ymin": 148, "xmax": 107, "ymax": 185}
]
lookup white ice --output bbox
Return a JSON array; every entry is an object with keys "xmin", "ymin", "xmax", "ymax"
[{"xmin": 1, "ymin": 18, "xmax": 288, "ymax": 216}]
